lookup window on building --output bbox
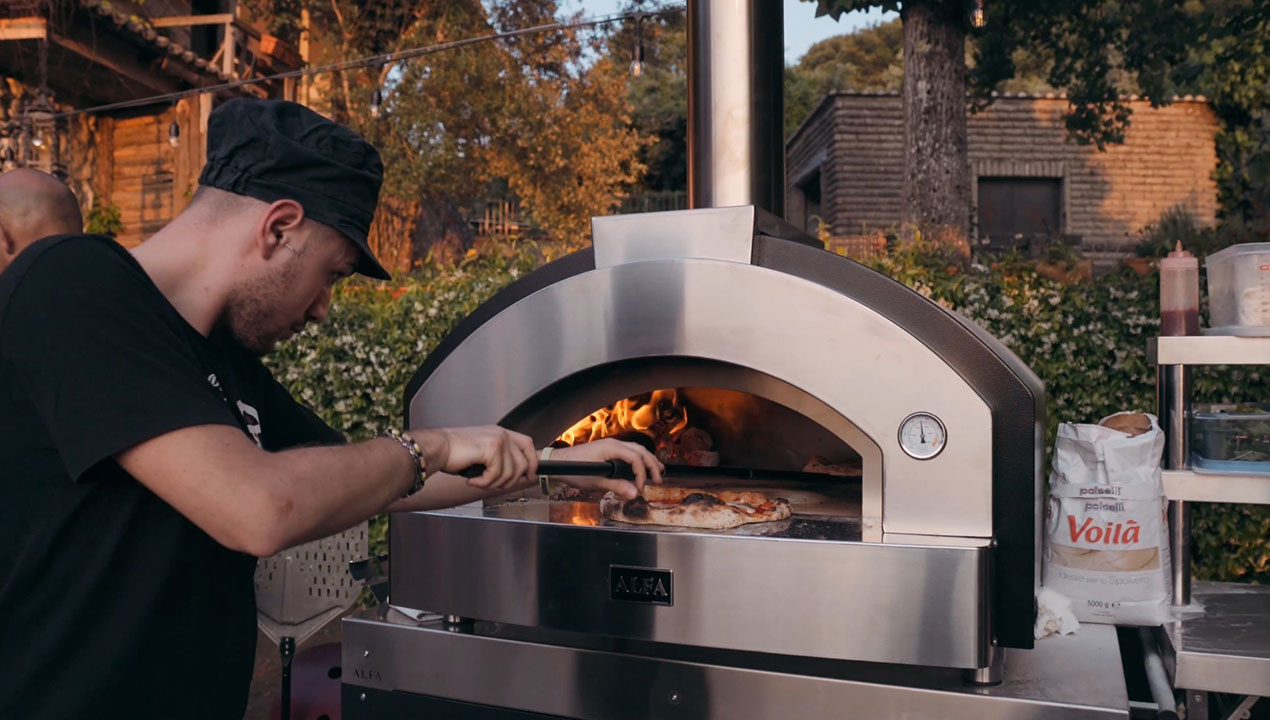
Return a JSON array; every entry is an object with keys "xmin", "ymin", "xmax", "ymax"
[
  {"xmin": 977, "ymin": 177, "xmax": 1062, "ymax": 250},
  {"xmin": 191, "ymin": 0, "xmax": 229, "ymax": 58},
  {"xmin": 798, "ymin": 170, "xmax": 822, "ymax": 235}
]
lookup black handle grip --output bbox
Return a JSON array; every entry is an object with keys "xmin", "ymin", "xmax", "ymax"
[{"xmin": 459, "ymin": 459, "xmax": 636, "ymax": 480}]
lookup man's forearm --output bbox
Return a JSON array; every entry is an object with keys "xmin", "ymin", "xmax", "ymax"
[
  {"xmin": 119, "ymin": 424, "xmax": 424, "ymax": 557},
  {"xmin": 261, "ymin": 436, "xmax": 421, "ymax": 550},
  {"xmin": 118, "ymin": 423, "xmax": 540, "ymax": 557},
  {"xmin": 387, "ymin": 473, "xmax": 538, "ymax": 513}
]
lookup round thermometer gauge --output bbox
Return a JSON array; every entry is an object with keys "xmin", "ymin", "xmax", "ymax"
[{"xmin": 898, "ymin": 412, "xmax": 947, "ymax": 460}]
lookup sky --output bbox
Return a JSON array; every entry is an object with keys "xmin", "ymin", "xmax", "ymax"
[{"xmin": 562, "ymin": 1, "xmax": 898, "ymax": 65}]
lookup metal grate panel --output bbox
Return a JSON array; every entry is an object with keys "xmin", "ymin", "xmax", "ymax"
[{"xmin": 254, "ymin": 522, "xmax": 368, "ymax": 646}]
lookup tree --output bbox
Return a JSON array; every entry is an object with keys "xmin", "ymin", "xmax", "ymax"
[
  {"xmin": 785, "ymin": 19, "xmax": 903, "ymax": 139},
  {"xmin": 239, "ymin": 0, "xmax": 648, "ymax": 264},
  {"xmin": 602, "ymin": 8, "xmax": 688, "ymax": 193},
  {"xmin": 784, "ymin": 17, "xmax": 1057, "ymax": 138},
  {"xmin": 1172, "ymin": 1, "xmax": 1270, "ymax": 240},
  {"xmin": 809, "ymin": 0, "xmax": 1192, "ymax": 244}
]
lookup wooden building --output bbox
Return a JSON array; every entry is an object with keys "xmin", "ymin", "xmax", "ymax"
[
  {"xmin": 0, "ymin": 0, "xmax": 305, "ymax": 246},
  {"xmin": 786, "ymin": 91, "xmax": 1220, "ymax": 262}
]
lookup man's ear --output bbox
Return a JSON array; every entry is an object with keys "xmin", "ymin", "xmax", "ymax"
[
  {"xmin": 0, "ymin": 222, "xmax": 15, "ymax": 260},
  {"xmin": 255, "ymin": 199, "xmax": 305, "ymax": 260}
]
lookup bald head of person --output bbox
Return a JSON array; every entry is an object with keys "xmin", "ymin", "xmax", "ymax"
[{"xmin": 0, "ymin": 169, "xmax": 84, "ymax": 272}]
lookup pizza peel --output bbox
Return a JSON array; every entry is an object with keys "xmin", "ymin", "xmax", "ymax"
[
  {"xmin": 462, "ymin": 460, "xmax": 861, "ymax": 517},
  {"xmin": 460, "ymin": 458, "xmax": 859, "ymax": 485}
]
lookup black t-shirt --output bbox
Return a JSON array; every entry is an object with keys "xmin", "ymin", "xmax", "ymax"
[{"xmin": 0, "ymin": 235, "xmax": 343, "ymax": 720}]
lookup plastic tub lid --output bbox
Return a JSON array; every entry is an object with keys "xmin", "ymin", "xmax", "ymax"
[{"xmin": 1205, "ymin": 242, "xmax": 1270, "ymax": 265}]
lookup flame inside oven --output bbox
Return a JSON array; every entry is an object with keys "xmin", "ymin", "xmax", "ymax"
[
  {"xmin": 553, "ymin": 387, "xmax": 860, "ymax": 473},
  {"xmin": 557, "ymin": 389, "xmax": 710, "ymax": 464}
]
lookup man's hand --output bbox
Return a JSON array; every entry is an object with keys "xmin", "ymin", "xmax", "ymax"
[
  {"xmin": 550, "ymin": 438, "xmax": 664, "ymax": 499},
  {"xmin": 427, "ymin": 426, "xmax": 539, "ymax": 491}
]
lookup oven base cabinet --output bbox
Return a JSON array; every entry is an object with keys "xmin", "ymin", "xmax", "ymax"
[{"xmin": 340, "ymin": 610, "xmax": 1128, "ymax": 720}]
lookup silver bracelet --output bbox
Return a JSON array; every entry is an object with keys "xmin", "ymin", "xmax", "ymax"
[{"xmin": 383, "ymin": 429, "xmax": 427, "ymax": 498}]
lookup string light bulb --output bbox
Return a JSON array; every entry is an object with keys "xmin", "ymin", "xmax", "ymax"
[
  {"xmin": 630, "ymin": 11, "xmax": 646, "ymax": 77},
  {"xmin": 370, "ymin": 88, "xmax": 383, "ymax": 118},
  {"xmin": 168, "ymin": 121, "xmax": 180, "ymax": 148},
  {"xmin": 25, "ymin": 91, "xmax": 53, "ymax": 151},
  {"xmin": 972, "ymin": 0, "xmax": 986, "ymax": 28}
]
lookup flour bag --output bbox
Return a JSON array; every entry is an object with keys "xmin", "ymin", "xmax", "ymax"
[{"xmin": 1043, "ymin": 412, "xmax": 1172, "ymax": 625}]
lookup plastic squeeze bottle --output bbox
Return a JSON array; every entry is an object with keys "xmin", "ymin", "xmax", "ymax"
[{"xmin": 1160, "ymin": 241, "xmax": 1200, "ymax": 335}]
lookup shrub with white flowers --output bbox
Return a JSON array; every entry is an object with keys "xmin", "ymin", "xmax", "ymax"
[
  {"xmin": 872, "ymin": 243, "xmax": 1268, "ymax": 584},
  {"xmin": 267, "ymin": 242, "xmax": 1268, "ymax": 584}
]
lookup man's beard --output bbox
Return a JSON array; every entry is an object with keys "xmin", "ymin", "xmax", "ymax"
[{"xmin": 220, "ymin": 260, "xmax": 302, "ymax": 356}]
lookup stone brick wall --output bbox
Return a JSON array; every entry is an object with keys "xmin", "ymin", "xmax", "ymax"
[{"xmin": 786, "ymin": 92, "xmax": 1219, "ymax": 254}]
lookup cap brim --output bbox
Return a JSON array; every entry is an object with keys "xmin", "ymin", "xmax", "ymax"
[{"xmin": 332, "ymin": 219, "xmax": 391, "ymax": 280}]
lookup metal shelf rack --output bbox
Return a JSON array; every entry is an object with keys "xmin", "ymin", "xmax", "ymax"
[{"xmin": 1149, "ymin": 334, "xmax": 1270, "ymax": 716}]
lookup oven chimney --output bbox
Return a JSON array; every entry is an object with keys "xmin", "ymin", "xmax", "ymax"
[{"xmin": 687, "ymin": 0, "xmax": 785, "ymax": 217}]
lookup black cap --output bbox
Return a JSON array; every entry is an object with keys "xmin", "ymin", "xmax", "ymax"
[{"xmin": 197, "ymin": 98, "xmax": 390, "ymax": 279}]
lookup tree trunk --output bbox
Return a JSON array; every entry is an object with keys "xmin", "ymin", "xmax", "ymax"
[
  {"xmin": 412, "ymin": 196, "xmax": 476, "ymax": 267},
  {"xmin": 901, "ymin": 0, "xmax": 971, "ymax": 246}
]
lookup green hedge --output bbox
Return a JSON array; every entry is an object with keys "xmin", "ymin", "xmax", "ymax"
[
  {"xmin": 872, "ymin": 244, "xmax": 1269, "ymax": 583},
  {"xmin": 266, "ymin": 247, "xmax": 538, "ymax": 552},
  {"xmin": 266, "ymin": 243, "xmax": 1269, "ymax": 583}
]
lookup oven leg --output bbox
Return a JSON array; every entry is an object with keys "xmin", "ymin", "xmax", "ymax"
[
  {"xmin": 279, "ymin": 635, "xmax": 295, "ymax": 720},
  {"xmin": 1186, "ymin": 690, "xmax": 1209, "ymax": 720},
  {"xmin": 963, "ymin": 644, "xmax": 1003, "ymax": 686},
  {"xmin": 443, "ymin": 614, "xmax": 474, "ymax": 632}
]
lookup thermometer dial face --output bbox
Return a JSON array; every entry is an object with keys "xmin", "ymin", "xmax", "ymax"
[{"xmin": 898, "ymin": 413, "xmax": 947, "ymax": 460}]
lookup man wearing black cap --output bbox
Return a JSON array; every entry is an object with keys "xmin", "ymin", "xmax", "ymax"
[{"xmin": 0, "ymin": 98, "xmax": 660, "ymax": 719}]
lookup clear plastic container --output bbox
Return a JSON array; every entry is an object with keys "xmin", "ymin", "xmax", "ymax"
[
  {"xmin": 1190, "ymin": 402, "xmax": 1270, "ymax": 474},
  {"xmin": 1204, "ymin": 242, "xmax": 1270, "ymax": 335}
]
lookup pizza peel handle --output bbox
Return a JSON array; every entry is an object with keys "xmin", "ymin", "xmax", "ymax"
[{"xmin": 458, "ymin": 459, "xmax": 637, "ymax": 480}]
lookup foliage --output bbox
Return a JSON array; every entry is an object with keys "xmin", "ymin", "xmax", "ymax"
[
  {"xmin": 83, "ymin": 199, "xmax": 123, "ymax": 238},
  {"xmin": 870, "ymin": 243, "xmax": 1269, "ymax": 582},
  {"xmin": 1038, "ymin": 238, "xmax": 1082, "ymax": 269},
  {"xmin": 1134, "ymin": 206, "xmax": 1237, "ymax": 260},
  {"xmin": 606, "ymin": 7, "xmax": 688, "ymax": 193},
  {"xmin": 265, "ymin": 244, "xmax": 537, "ymax": 440},
  {"xmin": 266, "ymin": 238, "xmax": 1268, "ymax": 583},
  {"xmin": 785, "ymin": 19, "xmax": 904, "ymax": 138},
  {"xmin": 809, "ymin": 0, "xmax": 1191, "ymax": 149},
  {"xmin": 1172, "ymin": 1, "xmax": 1270, "ymax": 240},
  {"xmin": 264, "ymin": 244, "xmax": 537, "ymax": 557},
  {"xmin": 238, "ymin": 0, "xmax": 647, "ymax": 256},
  {"xmin": 619, "ymin": 11, "xmax": 1052, "ymax": 181},
  {"xmin": 782, "ymin": 17, "xmax": 1057, "ymax": 138}
]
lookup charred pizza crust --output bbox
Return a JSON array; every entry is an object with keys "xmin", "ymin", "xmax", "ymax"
[{"xmin": 600, "ymin": 486, "xmax": 792, "ymax": 530}]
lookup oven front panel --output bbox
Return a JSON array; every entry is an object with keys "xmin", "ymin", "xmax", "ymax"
[
  {"xmin": 390, "ymin": 506, "xmax": 991, "ymax": 669},
  {"xmin": 407, "ymin": 257, "xmax": 994, "ymax": 539},
  {"xmin": 401, "ymin": 207, "xmax": 1045, "ymax": 651}
]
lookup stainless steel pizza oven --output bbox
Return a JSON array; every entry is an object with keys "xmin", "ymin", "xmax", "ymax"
[
  {"xmin": 339, "ymin": 2, "xmax": 1064, "ymax": 717},
  {"xmin": 384, "ymin": 203, "xmax": 1043, "ymax": 669},
  {"xmin": 341, "ymin": 204, "xmax": 1062, "ymax": 717}
]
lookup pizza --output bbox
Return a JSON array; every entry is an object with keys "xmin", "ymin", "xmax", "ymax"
[
  {"xmin": 600, "ymin": 485, "xmax": 792, "ymax": 530},
  {"xmin": 802, "ymin": 456, "xmax": 861, "ymax": 477}
]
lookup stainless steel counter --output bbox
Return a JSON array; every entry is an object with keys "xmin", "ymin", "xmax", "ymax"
[
  {"xmin": 341, "ymin": 606, "xmax": 1128, "ymax": 719},
  {"xmin": 1160, "ymin": 581, "xmax": 1270, "ymax": 697}
]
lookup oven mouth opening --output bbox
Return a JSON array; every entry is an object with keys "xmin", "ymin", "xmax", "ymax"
[
  {"xmin": 493, "ymin": 358, "xmax": 879, "ymax": 538},
  {"xmin": 552, "ymin": 386, "xmax": 862, "ymax": 477}
]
